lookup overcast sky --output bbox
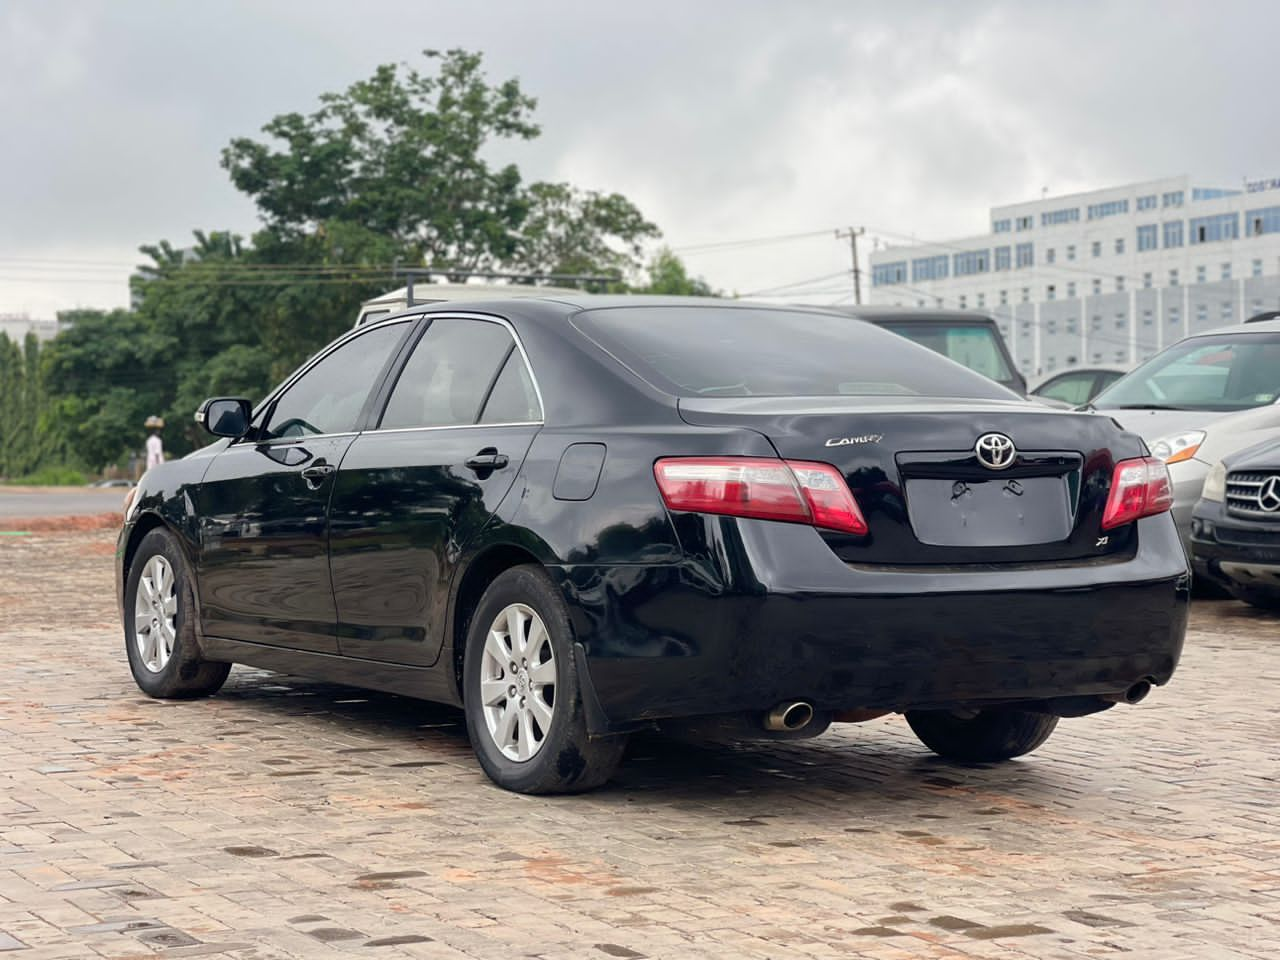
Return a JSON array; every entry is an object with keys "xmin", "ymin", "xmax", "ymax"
[{"xmin": 2, "ymin": 0, "xmax": 1277, "ymax": 318}]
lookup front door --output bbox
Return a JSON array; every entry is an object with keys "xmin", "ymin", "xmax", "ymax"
[
  {"xmin": 196, "ymin": 320, "xmax": 412, "ymax": 652},
  {"xmin": 328, "ymin": 316, "xmax": 542, "ymax": 665}
]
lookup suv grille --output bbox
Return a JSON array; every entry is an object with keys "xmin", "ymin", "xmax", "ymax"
[{"xmin": 1225, "ymin": 471, "xmax": 1280, "ymax": 520}]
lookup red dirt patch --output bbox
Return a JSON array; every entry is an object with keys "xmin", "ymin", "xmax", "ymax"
[{"xmin": 0, "ymin": 512, "xmax": 122, "ymax": 533}]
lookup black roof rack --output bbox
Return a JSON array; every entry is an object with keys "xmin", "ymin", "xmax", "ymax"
[{"xmin": 1245, "ymin": 310, "xmax": 1280, "ymax": 324}]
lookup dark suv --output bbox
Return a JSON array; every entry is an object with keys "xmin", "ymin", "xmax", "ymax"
[
  {"xmin": 834, "ymin": 308, "xmax": 1026, "ymax": 395},
  {"xmin": 1191, "ymin": 436, "xmax": 1280, "ymax": 609}
]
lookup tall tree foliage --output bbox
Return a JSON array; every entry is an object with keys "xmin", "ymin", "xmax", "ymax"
[{"xmin": 31, "ymin": 49, "xmax": 711, "ymax": 473}]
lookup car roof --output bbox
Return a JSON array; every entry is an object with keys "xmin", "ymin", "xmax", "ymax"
[
  {"xmin": 392, "ymin": 293, "xmax": 855, "ymax": 320},
  {"xmin": 828, "ymin": 306, "xmax": 1001, "ymax": 325},
  {"xmin": 1189, "ymin": 318, "xmax": 1280, "ymax": 338},
  {"xmin": 361, "ymin": 282, "xmax": 589, "ymax": 308}
]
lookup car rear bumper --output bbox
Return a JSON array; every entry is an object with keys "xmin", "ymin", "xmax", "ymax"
[
  {"xmin": 554, "ymin": 515, "xmax": 1190, "ymax": 731},
  {"xmin": 1190, "ymin": 498, "xmax": 1280, "ymax": 594}
]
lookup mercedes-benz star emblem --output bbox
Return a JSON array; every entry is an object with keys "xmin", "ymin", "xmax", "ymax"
[
  {"xmin": 975, "ymin": 432, "xmax": 1016, "ymax": 471},
  {"xmin": 1257, "ymin": 476, "xmax": 1280, "ymax": 513}
]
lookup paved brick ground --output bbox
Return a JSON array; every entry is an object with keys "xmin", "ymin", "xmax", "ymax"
[{"xmin": 1, "ymin": 529, "xmax": 1278, "ymax": 959}]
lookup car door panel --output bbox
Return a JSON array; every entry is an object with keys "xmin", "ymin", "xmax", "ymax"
[
  {"xmin": 196, "ymin": 435, "xmax": 354, "ymax": 652},
  {"xmin": 327, "ymin": 315, "xmax": 544, "ymax": 666},
  {"xmin": 193, "ymin": 320, "xmax": 413, "ymax": 653},
  {"xmin": 328, "ymin": 425, "xmax": 539, "ymax": 665}
]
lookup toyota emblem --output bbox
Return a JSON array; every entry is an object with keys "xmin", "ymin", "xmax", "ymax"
[
  {"xmin": 975, "ymin": 433, "xmax": 1017, "ymax": 470},
  {"xmin": 1257, "ymin": 476, "xmax": 1280, "ymax": 513}
]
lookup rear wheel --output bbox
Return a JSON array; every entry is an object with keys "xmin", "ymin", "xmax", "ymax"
[
  {"xmin": 905, "ymin": 708, "xmax": 1058, "ymax": 763},
  {"xmin": 125, "ymin": 528, "xmax": 230, "ymax": 699},
  {"xmin": 463, "ymin": 565, "xmax": 626, "ymax": 793}
]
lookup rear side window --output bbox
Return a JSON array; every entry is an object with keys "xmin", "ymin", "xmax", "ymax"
[
  {"xmin": 380, "ymin": 318, "xmax": 519, "ymax": 429},
  {"xmin": 480, "ymin": 351, "xmax": 541, "ymax": 423},
  {"xmin": 573, "ymin": 307, "xmax": 1015, "ymax": 399}
]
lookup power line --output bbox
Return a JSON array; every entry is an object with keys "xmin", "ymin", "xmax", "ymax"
[{"xmin": 671, "ymin": 228, "xmax": 836, "ymax": 255}]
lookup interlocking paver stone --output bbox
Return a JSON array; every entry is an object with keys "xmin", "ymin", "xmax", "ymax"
[{"xmin": 2, "ymin": 528, "xmax": 1279, "ymax": 958}]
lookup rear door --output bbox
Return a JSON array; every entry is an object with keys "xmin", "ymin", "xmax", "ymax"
[
  {"xmin": 328, "ymin": 315, "xmax": 542, "ymax": 666},
  {"xmin": 196, "ymin": 320, "xmax": 413, "ymax": 652}
]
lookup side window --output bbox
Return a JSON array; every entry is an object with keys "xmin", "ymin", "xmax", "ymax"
[
  {"xmin": 380, "ymin": 318, "xmax": 515, "ymax": 429},
  {"xmin": 480, "ymin": 351, "xmax": 541, "ymax": 423},
  {"xmin": 263, "ymin": 323, "xmax": 407, "ymax": 440}
]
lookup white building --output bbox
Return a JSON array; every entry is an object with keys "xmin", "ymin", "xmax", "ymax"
[
  {"xmin": 868, "ymin": 175, "xmax": 1280, "ymax": 379},
  {"xmin": 0, "ymin": 312, "xmax": 59, "ymax": 344}
]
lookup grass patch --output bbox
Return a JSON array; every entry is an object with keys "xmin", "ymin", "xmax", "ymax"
[{"xmin": 7, "ymin": 466, "xmax": 88, "ymax": 486}]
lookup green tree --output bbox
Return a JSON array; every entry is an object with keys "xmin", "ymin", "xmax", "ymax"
[
  {"xmin": 635, "ymin": 247, "xmax": 718, "ymax": 296},
  {"xmin": 41, "ymin": 309, "xmax": 173, "ymax": 470},
  {"xmin": 518, "ymin": 182, "xmax": 660, "ymax": 280},
  {"xmin": 222, "ymin": 49, "xmax": 539, "ymax": 273}
]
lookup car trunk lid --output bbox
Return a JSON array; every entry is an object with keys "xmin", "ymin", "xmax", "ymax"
[{"xmin": 678, "ymin": 395, "xmax": 1146, "ymax": 565}]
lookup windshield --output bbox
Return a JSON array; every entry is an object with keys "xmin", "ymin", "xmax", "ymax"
[
  {"xmin": 573, "ymin": 306, "xmax": 1017, "ymax": 400},
  {"xmin": 874, "ymin": 322, "xmax": 1015, "ymax": 386},
  {"xmin": 1093, "ymin": 332, "xmax": 1280, "ymax": 412}
]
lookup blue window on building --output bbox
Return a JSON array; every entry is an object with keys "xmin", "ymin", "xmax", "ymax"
[
  {"xmin": 911, "ymin": 255, "xmax": 949, "ymax": 283},
  {"xmin": 994, "ymin": 246, "xmax": 1011, "ymax": 270},
  {"xmin": 953, "ymin": 250, "xmax": 990, "ymax": 276},
  {"xmin": 1136, "ymin": 194, "xmax": 1158, "ymax": 211},
  {"xmin": 1015, "ymin": 242, "xmax": 1034, "ymax": 268},
  {"xmin": 1163, "ymin": 221, "xmax": 1184, "ymax": 248},
  {"xmin": 1247, "ymin": 206, "xmax": 1280, "ymax": 236},
  {"xmin": 1046, "ymin": 247, "xmax": 1056, "ymax": 264},
  {"xmin": 1091, "ymin": 241, "xmax": 1101, "ymax": 258},
  {"xmin": 1192, "ymin": 187, "xmax": 1241, "ymax": 202},
  {"xmin": 1040, "ymin": 208, "xmax": 1080, "ymax": 227},
  {"xmin": 1015, "ymin": 215, "xmax": 1034, "ymax": 231},
  {"xmin": 992, "ymin": 219, "xmax": 1011, "ymax": 233},
  {"xmin": 872, "ymin": 261, "xmax": 907, "ymax": 287},
  {"xmin": 1163, "ymin": 191, "xmax": 1184, "ymax": 208},
  {"xmin": 1189, "ymin": 213, "xmax": 1240, "ymax": 244},
  {"xmin": 1087, "ymin": 199, "xmax": 1129, "ymax": 220},
  {"xmin": 1137, "ymin": 224, "xmax": 1158, "ymax": 251}
]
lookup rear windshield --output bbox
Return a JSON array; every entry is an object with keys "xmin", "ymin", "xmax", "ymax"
[
  {"xmin": 573, "ymin": 306, "xmax": 1017, "ymax": 400},
  {"xmin": 1094, "ymin": 332, "xmax": 1280, "ymax": 412},
  {"xmin": 873, "ymin": 322, "xmax": 1015, "ymax": 386}
]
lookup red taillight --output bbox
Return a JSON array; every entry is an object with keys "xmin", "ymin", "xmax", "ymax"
[
  {"xmin": 1101, "ymin": 456, "xmax": 1174, "ymax": 530},
  {"xmin": 653, "ymin": 457, "xmax": 868, "ymax": 535}
]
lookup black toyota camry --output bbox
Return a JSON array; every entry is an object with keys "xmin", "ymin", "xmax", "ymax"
[{"xmin": 117, "ymin": 296, "xmax": 1190, "ymax": 793}]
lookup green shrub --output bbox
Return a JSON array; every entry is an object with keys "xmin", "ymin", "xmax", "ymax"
[{"xmin": 9, "ymin": 466, "xmax": 87, "ymax": 486}]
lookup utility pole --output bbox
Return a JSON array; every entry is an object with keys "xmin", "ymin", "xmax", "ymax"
[{"xmin": 835, "ymin": 227, "xmax": 865, "ymax": 304}]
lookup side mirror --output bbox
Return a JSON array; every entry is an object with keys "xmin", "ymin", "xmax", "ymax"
[{"xmin": 195, "ymin": 397, "xmax": 253, "ymax": 438}]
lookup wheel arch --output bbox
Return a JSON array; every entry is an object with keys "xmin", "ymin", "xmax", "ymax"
[
  {"xmin": 122, "ymin": 510, "xmax": 209, "ymax": 651},
  {"xmin": 446, "ymin": 536, "xmax": 553, "ymax": 703}
]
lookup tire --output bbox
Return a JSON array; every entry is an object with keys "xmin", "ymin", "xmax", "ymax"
[
  {"xmin": 905, "ymin": 708, "xmax": 1058, "ymax": 763},
  {"xmin": 124, "ymin": 528, "xmax": 231, "ymax": 699},
  {"xmin": 1228, "ymin": 586, "xmax": 1280, "ymax": 611},
  {"xmin": 463, "ymin": 565, "xmax": 626, "ymax": 794}
]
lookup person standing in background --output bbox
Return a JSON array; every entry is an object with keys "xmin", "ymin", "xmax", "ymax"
[{"xmin": 144, "ymin": 415, "xmax": 165, "ymax": 470}]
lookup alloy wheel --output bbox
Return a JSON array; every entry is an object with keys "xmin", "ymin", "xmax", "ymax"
[
  {"xmin": 479, "ymin": 602, "xmax": 557, "ymax": 761},
  {"xmin": 134, "ymin": 555, "xmax": 177, "ymax": 673}
]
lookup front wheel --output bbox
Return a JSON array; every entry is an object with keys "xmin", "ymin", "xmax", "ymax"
[
  {"xmin": 124, "ymin": 528, "xmax": 231, "ymax": 699},
  {"xmin": 463, "ymin": 565, "xmax": 626, "ymax": 794},
  {"xmin": 905, "ymin": 708, "xmax": 1058, "ymax": 763}
]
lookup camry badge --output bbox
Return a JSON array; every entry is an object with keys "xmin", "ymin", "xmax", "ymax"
[
  {"xmin": 824, "ymin": 434, "xmax": 883, "ymax": 447},
  {"xmin": 975, "ymin": 432, "xmax": 1016, "ymax": 470}
]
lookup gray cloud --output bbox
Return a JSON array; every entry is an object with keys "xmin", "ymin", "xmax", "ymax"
[{"xmin": 1, "ymin": 0, "xmax": 1275, "ymax": 316}]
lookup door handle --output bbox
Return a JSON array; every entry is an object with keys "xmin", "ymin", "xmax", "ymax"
[
  {"xmin": 300, "ymin": 462, "xmax": 336, "ymax": 485},
  {"xmin": 465, "ymin": 449, "xmax": 510, "ymax": 473}
]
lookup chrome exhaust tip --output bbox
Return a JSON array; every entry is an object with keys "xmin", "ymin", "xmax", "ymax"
[{"xmin": 764, "ymin": 701, "xmax": 814, "ymax": 732}]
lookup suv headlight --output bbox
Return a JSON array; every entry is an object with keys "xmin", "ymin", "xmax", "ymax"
[
  {"xmin": 1201, "ymin": 461, "xmax": 1227, "ymax": 502},
  {"xmin": 1150, "ymin": 430, "xmax": 1206, "ymax": 465}
]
